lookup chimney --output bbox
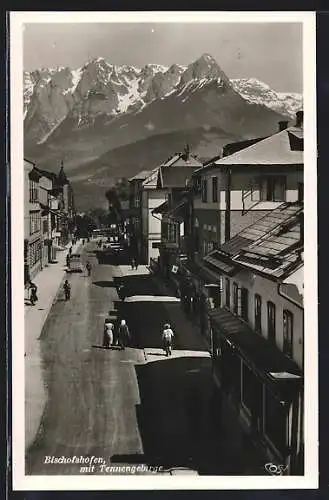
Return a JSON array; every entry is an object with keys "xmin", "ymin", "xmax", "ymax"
[
  {"xmin": 278, "ymin": 121, "xmax": 289, "ymax": 132},
  {"xmin": 184, "ymin": 144, "xmax": 190, "ymax": 161},
  {"xmin": 296, "ymin": 110, "xmax": 303, "ymax": 128}
]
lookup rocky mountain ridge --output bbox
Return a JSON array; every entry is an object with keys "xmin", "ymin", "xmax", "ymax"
[{"xmin": 24, "ymin": 54, "xmax": 302, "ymax": 146}]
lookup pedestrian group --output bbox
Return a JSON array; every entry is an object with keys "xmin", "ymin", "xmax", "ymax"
[{"xmin": 103, "ymin": 315, "xmax": 130, "ymax": 350}]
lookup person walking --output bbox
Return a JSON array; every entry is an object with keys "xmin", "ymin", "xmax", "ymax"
[
  {"xmin": 63, "ymin": 280, "xmax": 71, "ymax": 301},
  {"xmin": 86, "ymin": 261, "xmax": 92, "ymax": 276},
  {"xmin": 117, "ymin": 283, "xmax": 125, "ymax": 301},
  {"xmin": 69, "ymin": 247, "xmax": 72, "ymax": 256},
  {"xmin": 162, "ymin": 323, "xmax": 174, "ymax": 356},
  {"xmin": 118, "ymin": 319, "xmax": 130, "ymax": 350},
  {"xmin": 103, "ymin": 320, "xmax": 114, "ymax": 348},
  {"xmin": 66, "ymin": 253, "xmax": 71, "ymax": 268},
  {"xmin": 29, "ymin": 282, "xmax": 38, "ymax": 306}
]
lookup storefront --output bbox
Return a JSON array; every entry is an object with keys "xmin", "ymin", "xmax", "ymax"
[
  {"xmin": 177, "ymin": 258, "xmax": 223, "ymax": 347},
  {"xmin": 209, "ymin": 307, "xmax": 303, "ymax": 474}
]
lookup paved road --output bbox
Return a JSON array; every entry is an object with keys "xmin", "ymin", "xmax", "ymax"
[
  {"xmin": 26, "ymin": 242, "xmax": 147, "ymax": 475},
  {"xmin": 26, "ymin": 240, "xmax": 265, "ymax": 476}
]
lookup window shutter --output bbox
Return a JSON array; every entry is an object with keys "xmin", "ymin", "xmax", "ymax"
[{"xmin": 237, "ymin": 287, "xmax": 242, "ymax": 316}]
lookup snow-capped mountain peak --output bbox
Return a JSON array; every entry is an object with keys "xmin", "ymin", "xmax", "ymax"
[
  {"xmin": 231, "ymin": 77, "xmax": 303, "ymax": 117},
  {"xmin": 24, "ymin": 54, "xmax": 302, "ymax": 145}
]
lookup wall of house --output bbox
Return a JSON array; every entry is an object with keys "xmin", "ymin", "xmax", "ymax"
[
  {"xmin": 193, "ymin": 168, "xmax": 226, "ymax": 211},
  {"xmin": 230, "ymin": 167, "xmax": 303, "ymax": 210},
  {"xmin": 193, "ymin": 166, "xmax": 303, "ymax": 247},
  {"xmin": 193, "ymin": 208, "xmax": 220, "ymax": 256},
  {"xmin": 222, "ymin": 270, "xmax": 303, "ymax": 369},
  {"xmin": 148, "ymin": 190, "xmax": 166, "ymax": 262},
  {"xmin": 24, "ymin": 161, "xmax": 34, "ymax": 240}
]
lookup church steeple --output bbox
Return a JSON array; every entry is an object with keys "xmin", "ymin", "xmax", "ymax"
[{"xmin": 57, "ymin": 160, "xmax": 69, "ymax": 186}]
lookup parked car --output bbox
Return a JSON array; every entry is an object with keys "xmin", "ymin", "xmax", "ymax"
[{"xmin": 68, "ymin": 254, "xmax": 83, "ymax": 272}]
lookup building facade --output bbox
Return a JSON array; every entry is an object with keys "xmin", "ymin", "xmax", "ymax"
[
  {"xmin": 24, "ymin": 159, "xmax": 75, "ymax": 284},
  {"xmin": 192, "ymin": 113, "xmax": 303, "ymax": 257},
  {"xmin": 24, "ymin": 160, "xmax": 42, "ymax": 283},
  {"xmin": 207, "ymin": 203, "xmax": 304, "ymax": 474},
  {"xmin": 138, "ymin": 148, "xmax": 202, "ymax": 264}
]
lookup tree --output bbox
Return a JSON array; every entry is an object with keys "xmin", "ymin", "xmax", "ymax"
[
  {"xmin": 87, "ymin": 208, "xmax": 108, "ymax": 228},
  {"xmin": 74, "ymin": 214, "xmax": 97, "ymax": 238},
  {"xmin": 105, "ymin": 177, "xmax": 129, "ymax": 227}
]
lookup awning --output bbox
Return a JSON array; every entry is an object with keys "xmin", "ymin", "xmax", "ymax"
[
  {"xmin": 152, "ymin": 201, "xmax": 168, "ymax": 215},
  {"xmin": 209, "ymin": 308, "xmax": 303, "ymax": 401},
  {"xmin": 203, "ymin": 250, "xmax": 239, "ymax": 277},
  {"xmin": 182, "ymin": 259, "xmax": 222, "ymax": 286}
]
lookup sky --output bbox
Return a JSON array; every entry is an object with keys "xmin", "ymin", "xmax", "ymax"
[{"xmin": 23, "ymin": 22, "xmax": 303, "ymax": 92}]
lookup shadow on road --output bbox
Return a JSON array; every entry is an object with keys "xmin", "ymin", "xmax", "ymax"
[
  {"xmin": 91, "ymin": 344, "xmax": 122, "ymax": 350},
  {"xmin": 92, "ymin": 280, "xmax": 116, "ymax": 288}
]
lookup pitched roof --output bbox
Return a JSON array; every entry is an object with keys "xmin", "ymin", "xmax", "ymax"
[
  {"xmin": 128, "ymin": 170, "xmax": 152, "ymax": 182},
  {"xmin": 213, "ymin": 126, "xmax": 303, "ymax": 166},
  {"xmin": 161, "ymin": 153, "xmax": 202, "ymax": 168},
  {"xmin": 204, "ymin": 202, "xmax": 303, "ymax": 280},
  {"xmin": 143, "ymin": 152, "xmax": 202, "ymax": 189},
  {"xmin": 142, "ymin": 167, "xmax": 161, "ymax": 188},
  {"xmin": 35, "ymin": 167, "xmax": 58, "ymax": 182},
  {"xmin": 152, "ymin": 200, "xmax": 169, "ymax": 215},
  {"xmin": 157, "ymin": 166, "xmax": 198, "ymax": 189}
]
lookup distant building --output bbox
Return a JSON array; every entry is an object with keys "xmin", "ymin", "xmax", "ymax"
[
  {"xmin": 24, "ymin": 159, "xmax": 76, "ymax": 284},
  {"xmin": 24, "ymin": 159, "xmax": 42, "ymax": 283},
  {"xmin": 128, "ymin": 170, "xmax": 153, "ymax": 259},
  {"xmin": 140, "ymin": 146, "xmax": 202, "ymax": 264}
]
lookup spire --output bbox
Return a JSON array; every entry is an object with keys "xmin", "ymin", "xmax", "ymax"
[{"xmin": 57, "ymin": 160, "xmax": 68, "ymax": 186}]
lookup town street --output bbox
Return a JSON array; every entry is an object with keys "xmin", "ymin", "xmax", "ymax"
[{"xmin": 26, "ymin": 240, "xmax": 265, "ymax": 476}]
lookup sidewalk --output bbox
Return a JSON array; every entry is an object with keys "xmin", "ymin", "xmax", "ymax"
[{"xmin": 25, "ymin": 239, "xmax": 82, "ymax": 451}]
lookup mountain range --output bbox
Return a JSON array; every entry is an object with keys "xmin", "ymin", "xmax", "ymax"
[{"xmin": 24, "ymin": 54, "xmax": 303, "ymax": 210}]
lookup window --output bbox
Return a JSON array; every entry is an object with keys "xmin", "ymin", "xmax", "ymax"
[
  {"xmin": 43, "ymin": 220, "xmax": 48, "ymax": 234},
  {"xmin": 193, "ymin": 175, "xmax": 202, "ymax": 195},
  {"xmin": 260, "ymin": 176, "xmax": 286, "ymax": 202},
  {"xmin": 240, "ymin": 287, "xmax": 249, "ymax": 322},
  {"xmin": 283, "ymin": 310, "xmax": 294, "ymax": 358},
  {"xmin": 29, "ymin": 239, "xmax": 42, "ymax": 267},
  {"xmin": 30, "ymin": 212, "xmax": 41, "ymax": 235},
  {"xmin": 233, "ymin": 282, "xmax": 239, "ymax": 314},
  {"xmin": 267, "ymin": 301, "xmax": 276, "ymax": 343},
  {"xmin": 212, "ymin": 176, "xmax": 218, "ymax": 202},
  {"xmin": 29, "ymin": 180, "xmax": 38, "ymax": 202},
  {"xmin": 225, "ymin": 279, "xmax": 230, "ymax": 308},
  {"xmin": 201, "ymin": 178, "xmax": 208, "ymax": 203},
  {"xmin": 255, "ymin": 294, "xmax": 262, "ymax": 333}
]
